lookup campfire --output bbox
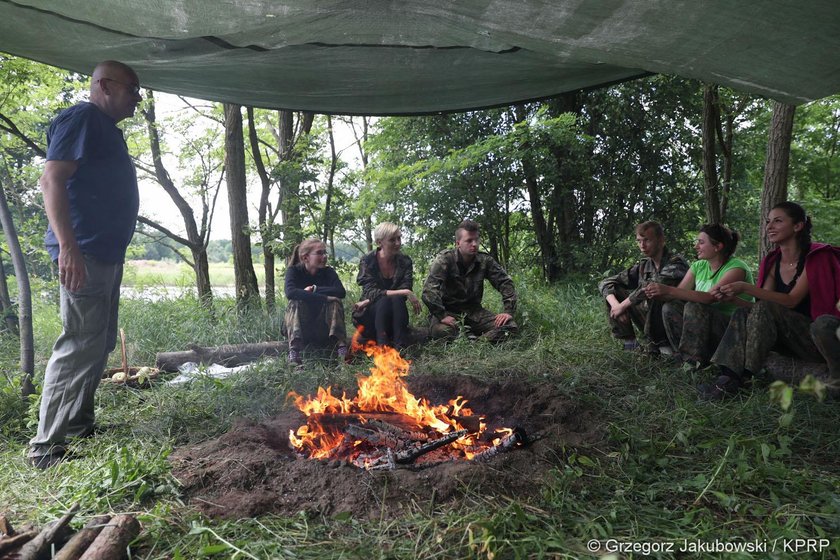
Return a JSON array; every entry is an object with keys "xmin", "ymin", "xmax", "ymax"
[{"xmin": 288, "ymin": 329, "xmax": 527, "ymax": 470}]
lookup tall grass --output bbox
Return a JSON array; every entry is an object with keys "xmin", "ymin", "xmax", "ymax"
[{"xmin": 0, "ymin": 273, "xmax": 838, "ymax": 559}]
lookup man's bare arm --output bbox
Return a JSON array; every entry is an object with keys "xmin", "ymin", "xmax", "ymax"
[{"xmin": 41, "ymin": 160, "xmax": 85, "ymax": 291}]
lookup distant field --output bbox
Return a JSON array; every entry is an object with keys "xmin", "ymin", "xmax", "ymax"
[{"xmin": 123, "ymin": 259, "xmax": 266, "ymax": 288}]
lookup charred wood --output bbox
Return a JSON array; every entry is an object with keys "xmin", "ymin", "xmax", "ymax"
[
  {"xmin": 395, "ymin": 429, "xmax": 468, "ymax": 464},
  {"xmin": 472, "ymin": 427, "xmax": 529, "ymax": 462}
]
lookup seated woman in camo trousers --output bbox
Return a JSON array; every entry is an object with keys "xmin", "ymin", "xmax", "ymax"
[
  {"xmin": 644, "ymin": 224, "xmax": 754, "ymax": 367},
  {"xmin": 352, "ymin": 222, "xmax": 422, "ymax": 349},
  {"xmin": 702, "ymin": 202, "xmax": 840, "ymax": 399},
  {"xmin": 284, "ymin": 238, "xmax": 347, "ymax": 365}
]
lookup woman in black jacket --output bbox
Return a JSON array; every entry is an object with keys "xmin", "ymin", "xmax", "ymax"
[
  {"xmin": 353, "ymin": 223, "xmax": 421, "ymax": 348},
  {"xmin": 284, "ymin": 238, "xmax": 347, "ymax": 364}
]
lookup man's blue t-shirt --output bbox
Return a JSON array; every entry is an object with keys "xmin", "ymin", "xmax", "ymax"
[{"xmin": 44, "ymin": 102, "xmax": 139, "ymax": 264}]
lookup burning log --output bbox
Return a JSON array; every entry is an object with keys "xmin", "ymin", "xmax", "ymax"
[
  {"xmin": 78, "ymin": 514, "xmax": 141, "ymax": 560},
  {"xmin": 18, "ymin": 502, "xmax": 79, "ymax": 560},
  {"xmin": 310, "ymin": 412, "xmax": 422, "ymax": 433},
  {"xmin": 395, "ymin": 429, "xmax": 468, "ymax": 464},
  {"xmin": 53, "ymin": 515, "xmax": 111, "ymax": 560},
  {"xmin": 472, "ymin": 427, "xmax": 529, "ymax": 462}
]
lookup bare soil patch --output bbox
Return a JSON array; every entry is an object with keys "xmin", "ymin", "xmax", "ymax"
[{"xmin": 170, "ymin": 374, "xmax": 601, "ymax": 519}]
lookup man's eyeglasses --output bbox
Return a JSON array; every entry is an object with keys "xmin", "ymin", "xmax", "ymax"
[{"xmin": 98, "ymin": 78, "xmax": 142, "ymax": 96}]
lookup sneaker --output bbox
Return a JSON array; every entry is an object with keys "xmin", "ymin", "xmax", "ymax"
[
  {"xmin": 698, "ymin": 372, "xmax": 743, "ymax": 401},
  {"xmin": 28, "ymin": 449, "xmax": 66, "ymax": 470},
  {"xmin": 336, "ymin": 345, "xmax": 349, "ymax": 362},
  {"xmin": 657, "ymin": 345, "xmax": 674, "ymax": 357},
  {"xmin": 288, "ymin": 348, "xmax": 303, "ymax": 365}
]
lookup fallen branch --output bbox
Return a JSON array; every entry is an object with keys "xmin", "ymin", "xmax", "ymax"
[
  {"xmin": 53, "ymin": 515, "xmax": 111, "ymax": 560},
  {"xmin": 18, "ymin": 502, "xmax": 79, "ymax": 560},
  {"xmin": 78, "ymin": 514, "xmax": 141, "ymax": 560},
  {"xmin": 155, "ymin": 341, "xmax": 287, "ymax": 372}
]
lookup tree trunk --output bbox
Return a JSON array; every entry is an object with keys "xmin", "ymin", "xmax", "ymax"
[
  {"xmin": 141, "ymin": 92, "xmax": 213, "ymax": 306},
  {"xmin": 702, "ymin": 84, "xmax": 721, "ymax": 225},
  {"xmin": 247, "ymin": 106, "xmax": 276, "ymax": 314},
  {"xmin": 223, "ymin": 103, "xmax": 261, "ymax": 309},
  {"xmin": 0, "ymin": 251, "xmax": 19, "ymax": 334},
  {"xmin": 0, "ymin": 180, "xmax": 34, "ymax": 397},
  {"xmin": 323, "ymin": 115, "xmax": 337, "ymax": 256},
  {"xmin": 760, "ymin": 102, "xmax": 797, "ymax": 258},
  {"xmin": 278, "ymin": 110, "xmax": 314, "ymax": 248}
]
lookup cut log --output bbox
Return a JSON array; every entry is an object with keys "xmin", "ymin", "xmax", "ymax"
[
  {"xmin": 18, "ymin": 503, "xmax": 79, "ymax": 560},
  {"xmin": 0, "ymin": 514, "xmax": 14, "ymax": 537},
  {"xmin": 78, "ymin": 514, "xmax": 140, "ymax": 560},
  {"xmin": 53, "ymin": 515, "xmax": 111, "ymax": 560},
  {"xmin": 155, "ymin": 341, "xmax": 288, "ymax": 372},
  {"xmin": 0, "ymin": 529, "xmax": 39, "ymax": 555}
]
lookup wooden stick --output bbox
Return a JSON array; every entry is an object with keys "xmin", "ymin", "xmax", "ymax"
[
  {"xmin": 78, "ymin": 514, "xmax": 141, "ymax": 560},
  {"xmin": 53, "ymin": 515, "xmax": 111, "ymax": 560},
  {"xmin": 18, "ymin": 502, "xmax": 80, "ymax": 560},
  {"xmin": 0, "ymin": 529, "xmax": 39, "ymax": 555},
  {"xmin": 119, "ymin": 328, "xmax": 128, "ymax": 376}
]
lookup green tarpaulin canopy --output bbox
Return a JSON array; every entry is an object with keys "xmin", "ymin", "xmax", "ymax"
[{"xmin": 1, "ymin": 1, "xmax": 838, "ymax": 114}]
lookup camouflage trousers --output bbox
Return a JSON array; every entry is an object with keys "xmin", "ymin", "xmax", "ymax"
[
  {"xmin": 811, "ymin": 315, "xmax": 840, "ymax": 379},
  {"xmin": 429, "ymin": 306, "xmax": 518, "ymax": 343},
  {"xmin": 662, "ymin": 301, "xmax": 730, "ymax": 365},
  {"xmin": 712, "ymin": 300, "xmax": 820, "ymax": 375},
  {"xmin": 284, "ymin": 299, "xmax": 346, "ymax": 350},
  {"xmin": 604, "ymin": 286, "xmax": 668, "ymax": 346}
]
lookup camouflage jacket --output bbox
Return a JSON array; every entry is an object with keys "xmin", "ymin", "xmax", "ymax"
[
  {"xmin": 356, "ymin": 250, "xmax": 414, "ymax": 304},
  {"xmin": 598, "ymin": 247, "xmax": 689, "ymax": 305},
  {"xmin": 422, "ymin": 249, "xmax": 516, "ymax": 319}
]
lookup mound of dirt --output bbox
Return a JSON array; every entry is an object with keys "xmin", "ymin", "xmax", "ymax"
[{"xmin": 169, "ymin": 374, "xmax": 601, "ymax": 519}]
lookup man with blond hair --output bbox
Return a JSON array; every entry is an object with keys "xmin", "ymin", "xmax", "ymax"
[
  {"xmin": 29, "ymin": 61, "xmax": 142, "ymax": 469},
  {"xmin": 599, "ymin": 221, "xmax": 688, "ymax": 353}
]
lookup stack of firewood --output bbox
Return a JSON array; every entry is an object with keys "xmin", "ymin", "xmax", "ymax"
[{"xmin": 0, "ymin": 505, "xmax": 140, "ymax": 560}]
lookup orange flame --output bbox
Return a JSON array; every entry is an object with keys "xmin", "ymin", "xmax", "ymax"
[{"xmin": 288, "ymin": 327, "xmax": 509, "ymax": 463}]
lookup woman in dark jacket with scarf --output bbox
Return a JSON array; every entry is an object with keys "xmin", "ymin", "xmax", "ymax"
[
  {"xmin": 701, "ymin": 202, "xmax": 840, "ymax": 399},
  {"xmin": 353, "ymin": 222, "xmax": 421, "ymax": 348}
]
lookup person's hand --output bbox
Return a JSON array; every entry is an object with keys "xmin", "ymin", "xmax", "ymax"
[
  {"xmin": 718, "ymin": 281, "xmax": 747, "ymax": 297},
  {"xmin": 407, "ymin": 292, "xmax": 422, "ymax": 314},
  {"xmin": 609, "ymin": 301, "xmax": 630, "ymax": 323},
  {"xmin": 644, "ymin": 283, "xmax": 669, "ymax": 300},
  {"xmin": 440, "ymin": 315, "xmax": 457, "ymax": 327},
  {"xmin": 494, "ymin": 313, "xmax": 513, "ymax": 328},
  {"xmin": 304, "ymin": 284, "xmax": 316, "ymax": 292},
  {"xmin": 353, "ymin": 299, "xmax": 370, "ymax": 313},
  {"xmin": 58, "ymin": 244, "xmax": 86, "ymax": 292}
]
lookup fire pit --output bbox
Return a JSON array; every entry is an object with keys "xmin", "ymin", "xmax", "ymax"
[{"xmin": 288, "ymin": 332, "xmax": 529, "ymax": 470}]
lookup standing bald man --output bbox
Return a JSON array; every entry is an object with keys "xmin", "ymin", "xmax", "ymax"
[{"xmin": 28, "ymin": 61, "xmax": 142, "ymax": 469}]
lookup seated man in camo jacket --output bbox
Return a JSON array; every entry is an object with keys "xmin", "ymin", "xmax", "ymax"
[
  {"xmin": 598, "ymin": 221, "xmax": 689, "ymax": 353},
  {"xmin": 422, "ymin": 220, "xmax": 518, "ymax": 343}
]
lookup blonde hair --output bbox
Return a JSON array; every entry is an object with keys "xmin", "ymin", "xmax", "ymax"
[
  {"xmin": 290, "ymin": 238, "xmax": 325, "ymax": 266},
  {"xmin": 373, "ymin": 222, "xmax": 400, "ymax": 245}
]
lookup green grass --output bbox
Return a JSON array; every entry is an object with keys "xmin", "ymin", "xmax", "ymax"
[
  {"xmin": 1, "ymin": 275, "xmax": 838, "ymax": 559},
  {"xmin": 123, "ymin": 260, "xmax": 267, "ymax": 288}
]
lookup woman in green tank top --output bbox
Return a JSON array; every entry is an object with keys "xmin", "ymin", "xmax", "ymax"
[{"xmin": 644, "ymin": 224, "xmax": 754, "ymax": 367}]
